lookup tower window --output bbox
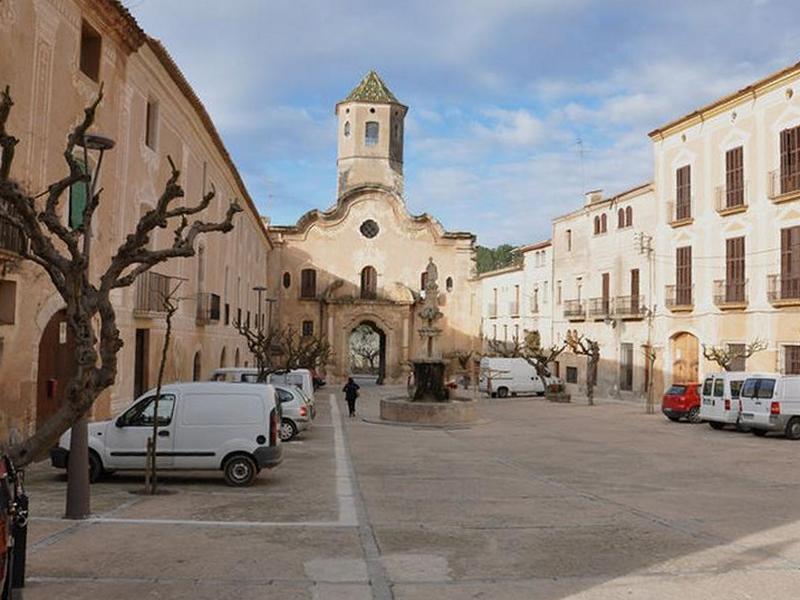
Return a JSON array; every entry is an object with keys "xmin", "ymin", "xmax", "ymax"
[
  {"xmin": 365, "ymin": 122, "xmax": 379, "ymax": 146},
  {"xmin": 282, "ymin": 272, "xmax": 291, "ymax": 288},
  {"xmin": 79, "ymin": 20, "xmax": 102, "ymax": 82},
  {"xmin": 370, "ymin": 107, "xmax": 376, "ymax": 114},
  {"xmin": 145, "ymin": 98, "xmax": 159, "ymax": 150},
  {"xmin": 344, "ymin": 121, "xmax": 350, "ymax": 137},
  {"xmin": 360, "ymin": 219, "xmax": 380, "ymax": 238}
]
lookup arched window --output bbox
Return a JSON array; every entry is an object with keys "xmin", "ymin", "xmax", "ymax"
[
  {"xmin": 220, "ymin": 347, "xmax": 227, "ymax": 368},
  {"xmin": 234, "ymin": 348, "xmax": 241, "ymax": 367},
  {"xmin": 192, "ymin": 351, "xmax": 202, "ymax": 382},
  {"xmin": 365, "ymin": 121, "xmax": 379, "ymax": 146},
  {"xmin": 594, "ymin": 216, "xmax": 600, "ymax": 235},
  {"xmin": 361, "ymin": 266, "xmax": 377, "ymax": 299},
  {"xmin": 344, "ymin": 121, "xmax": 350, "ymax": 137},
  {"xmin": 625, "ymin": 206, "xmax": 633, "ymax": 227},
  {"xmin": 618, "ymin": 208, "xmax": 625, "ymax": 228},
  {"xmin": 600, "ymin": 213, "xmax": 607, "ymax": 233},
  {"xmin": 446, "ymin": 276, "xmax": 453, "ymax": 292},
  {"xmin": 282, "ymin": 272, "xmax": 291, "ymax": 289},
  {"xmin": 300, "ymin": 268, "xmax": 316, "ymax": 299}
]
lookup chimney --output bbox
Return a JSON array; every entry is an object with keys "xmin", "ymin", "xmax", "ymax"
[{"xmin": 585, "ymin": 189, "xmax": 603, "ymax": 205}]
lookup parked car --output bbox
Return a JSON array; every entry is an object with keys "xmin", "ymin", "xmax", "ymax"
[
  {"xmin": 699, "ymin": 372, "xmax": 750, "ymax": 430},
  {"xmin": 51, "ymin": 382, "xmax": 283, "ymax": 486},
  {"xmin": 478, "ymin": 357, "xmax": 558, "ymax": 398},
  {"xmin": 739, "ymin": 374, "xmax": 800, "ymax": 438},
  {"xmin": 210, "ymin": 367, "xmax": 316, "ymax": 403},
  {"xmin": 274, "ymin": 384, "xmax": 313, "ymax": 441},
  {"xmin": 661, "ymin": 382, "xmax": 702, "ymax": 422}
]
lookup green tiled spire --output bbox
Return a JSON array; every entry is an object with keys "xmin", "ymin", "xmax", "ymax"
[{"xmin": 343, "ymin": 71, "xmax": 400, "ymax": 104}]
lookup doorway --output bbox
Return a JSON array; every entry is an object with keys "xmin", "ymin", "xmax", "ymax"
[
  {"xmin": 348, "ymin": 321, "xmax": 387, "ymax": 385},
  {"xmin": 670, "ymin": 331, "xmax": 699, "ymax": 383},
  {"xmin": 36, "ymin": 310, "xmax": 77, "ymax": 427}
]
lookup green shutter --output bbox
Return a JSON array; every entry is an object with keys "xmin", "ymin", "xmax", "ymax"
[{"xmin": 69, "ymin": 159, "xmax": 89, "ymax": 229}]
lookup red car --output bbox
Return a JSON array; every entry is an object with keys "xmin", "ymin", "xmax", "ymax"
[{"xmin": 661, "ymin": 382, "xmax": 702, "ymax": 423}]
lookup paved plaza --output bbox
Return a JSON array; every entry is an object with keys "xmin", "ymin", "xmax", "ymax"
[{"xmin": 19, "ymin": 385, "xmax": 800, "ymax": 599}]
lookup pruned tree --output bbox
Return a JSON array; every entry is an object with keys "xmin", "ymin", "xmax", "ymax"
[
  {"xmin": 444, "ymin": 349, "xmax": 482, "ymax": 389},
  {"xmin": 281, "ymin": 326, "xmax": 332, "ymax": 374},
  {"xmin": 566, "ymin": 331, "xmax": 600, "ymax": 406},
  {"xmin": 0, "ymin": 86, "xmax": 241, "ymax": 465},
  {"xmin": 702, "ymin": 339, "xmax": 767, "ymax": 372},
  {"xmin": 350, "ymin": 324, "xmax": 380, "ymax": 372},
  {"xmin": 488, "ymin": 331, "xmax": 566, "ymax": 390}
]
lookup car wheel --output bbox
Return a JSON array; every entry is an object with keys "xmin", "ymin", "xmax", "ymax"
[
  {"xmin": 88, "ymin": 451, "xmax": 103, "ymax": 484},
  {"xmin": 751, "ymin": 429, "xmax": 769, "ymax": 437},
  {"xmin": 280, "ymin": 419, "xmax": 297, "ymax": 442},
  {"xmin": 497, "ymin": 387, "xmax": 509, "ymax": 398},
  {"xmin": 666, "ymin": 415, "xmax": 680, "ymax": 422},
  {"xmin": 735, "ymin": 422, "xmax": 751, "ymax": 433},
  {"xmin": 687, "ymin": 406, "xmax": 702, "ymax": 424},
  {"xmin": 223, "ymin": 455, "xmax": 258, "ymax": 487},
  {"xmin": 785, "ymin": 417, "xmax": 800, "ymax": 440},
  {"xmin": 708, "ymin": 421, "xmax": 726, "ymax": 430}
]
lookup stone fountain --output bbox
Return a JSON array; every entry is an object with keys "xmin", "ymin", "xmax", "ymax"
[{"xmin": 379, "ymin": 258, "xmax": 477, "ymax": 425}]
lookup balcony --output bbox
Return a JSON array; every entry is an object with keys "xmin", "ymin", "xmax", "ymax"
[
  {"xmin": 767, "ymin": 274, "xmax": 800, "ymax": 306},
  {"xmin": 488, "ymin": 303, "xmax": 497, "ymax": 318},
  {"xmin": 713, "ymin": 279, "xmax": 748, "ymax": 309},
  {"xmin": 667, "ymin": 198, "xmax": 693, "ymax": 228},
  {"xmin": 665, "ymin": 284, "xmax": 693, "ymax": 311},
  {"xmin": 715, "ymin": 183, "xmax": 748, "ymax": 216},
  {"xmin": 614, "ymin": 295, "xmax": 647, "ymax": 319},
  {"xmin": 564, "ymin": 299, "xmax": 585, "ymax": 321},
  {"xmin": 768, "ymin": 170, "xmax": 800, "ymax": 204},
  {"xmin": 508, "ymin": 300, "xmax": 520, "ymax": 317},
  {"xmin": 587, "ymin": 297, "xmax": 611, "ymax": 320},
  {"xmin": 0, "ymin": 209, "xmax": 27, "ymax": 259},
  {"xmin": 133, "ymin": 272, "xmax": 172, "ymax": 317},
  {"xmin": 196, "ymin": 292, "xmax": 221, "ymax": 325}
]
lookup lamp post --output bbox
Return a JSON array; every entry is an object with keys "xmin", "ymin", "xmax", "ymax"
[
  {"xmin": 65, "ymin": 133, "xmax": 115, "ymax": 520},
  {"xmin": 253, "ymin": 285, "xmax": 267, "ymax": 331}
]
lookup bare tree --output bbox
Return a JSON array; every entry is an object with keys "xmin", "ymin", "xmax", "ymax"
[
  {"xmin": 0, "ymin": 86, "xmax": 241, "ymax": 465},
  {"xmin": 487, "ymin": 331, "xmax": 566, "ymax": 390},
  {"xmin": 703, "ymin": 339, "xmax": 767, "ymax": 372},
  {"xmin": 350, "ymin": 324, "xmax": 380, "ymax": 372},
  {"xmin": 279, "ymin": 326, "xmax": 332, "ymax": 374},
  {"xmin": 566, "ymin": 331, "xmax": 600, "ymax": 406}
]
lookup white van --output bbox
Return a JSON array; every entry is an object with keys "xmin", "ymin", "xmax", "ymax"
[
  {"xmin": 479, "ymin": 357, "xmax": 555, "ymax": 398},
  {"xmin": 50, "ymin": 382, "xmax": 283, "ymax": 486},
  {"xmin": 699, "ymin": 372, "xmax": 750, "ymax": 430},
  {"xmin": 739, "ymin": 374, "xmax": 800, "ymax": 439},
  {"xmin": 211, "ymin": 367, "xmax": 315, "ymax": 402}
]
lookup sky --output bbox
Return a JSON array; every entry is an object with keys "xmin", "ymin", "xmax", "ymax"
[{"xmin": 125, "ymin": 0, "xmax": 800, "ymax": 247}]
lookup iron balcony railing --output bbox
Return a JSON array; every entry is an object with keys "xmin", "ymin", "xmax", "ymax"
[
  {"xmin": 133, "ymin": 272, "xmax": 172, "ymax": 315},
  {"xmin": 563, "ymin": 299, "xmax": 585, "ymax": 320},
  {"xmin": 768, "ymin": 169, "xmax": 800, "ymax": 201},
  {"xmin": 0, "ymin": 207, "xmax": 27, "ymax": 256},
  {"xmin": 767, "ymin": 274, "xmax": 800, "ymax": 303},
  {"xmin": 587, "ymin": 297, "xmax": 611, "ymax": 319},
  {"xmin": 614, "ymin": 295, "xmax": 647, "ymax": 318},
  {"xmin": 715, "ymin": 183, "xmax": 747, "ymax": 213},
  {"xmin": 196, "ymin": 292, "xmax": 221, "ymax": 324},
  {"xmin": 713, "ymin": 279, "xmax": 747, "ymax": 306},
  {"xmin": 665, "ymin": 284, "xmax": 694, "ymax": 309}
]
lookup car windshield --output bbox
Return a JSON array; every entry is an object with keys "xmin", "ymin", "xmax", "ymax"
[
  {"xmin": 741, "ymin": 378, "xmax": 776, "ymax": 399},
  {"xmin": 666, "ymin": 385, "xmax": 686, "ymax": 395}
]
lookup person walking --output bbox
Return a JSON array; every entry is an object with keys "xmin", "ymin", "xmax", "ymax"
[{"xmin": 342, "ymin": 377, "xmax": 360, "ymax": 418}]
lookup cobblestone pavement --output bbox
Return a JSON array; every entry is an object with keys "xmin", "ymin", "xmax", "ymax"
[{"xmin": 18, "ymin": 383, "xmax": 800, "ymax": 599}]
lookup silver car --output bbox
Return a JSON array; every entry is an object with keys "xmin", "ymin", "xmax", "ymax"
[{"xmin": 274, "ymin": 384, "xmax": 312, "ymax": 442}]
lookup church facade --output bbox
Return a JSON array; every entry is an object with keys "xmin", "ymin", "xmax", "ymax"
[{"xmin": 269, "ymin": 72, "xmax": 481, "ymax": 383}]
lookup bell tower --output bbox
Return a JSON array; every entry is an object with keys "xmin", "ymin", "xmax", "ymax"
[{"xmin": 335, "ymin": 71, "xmax": 407, "ymax": 197}]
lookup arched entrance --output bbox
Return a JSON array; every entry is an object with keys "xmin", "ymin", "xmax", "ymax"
[
  {"xmin": 670, "ymin": 331, "xmax": 699, "ymax": 383},
  {"xmin": 349, "ymin": 320, "xmax": 387, "ymax": 385},
  {"xmin": 36, "ymin": 310, "xmax": 77, "ymax": 427}
]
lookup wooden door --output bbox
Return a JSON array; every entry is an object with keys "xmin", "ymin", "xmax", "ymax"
[
  {"xmin": 36, "ymin": 310, "xmax": 77, "ymax": 427},
  {"xmin": 671, "ymin": 332, "xmax": 699, "ymax": 384}
]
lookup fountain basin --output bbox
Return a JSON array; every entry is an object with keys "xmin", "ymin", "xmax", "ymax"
[{"xmin": 380, "ymin": 397, "xmax": 477, "ymax": 425}]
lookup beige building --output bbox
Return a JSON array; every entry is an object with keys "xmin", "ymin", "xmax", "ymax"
[
  {"xmin": 0, "ymin": 0, "xmax": 270, "ymax": 440},
  {"xmin": 269, "ymin": 73, "xmax": 480, "ymax": 383}
]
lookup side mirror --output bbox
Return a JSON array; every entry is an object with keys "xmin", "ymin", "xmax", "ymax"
[{"xmin": 115, "ymin": 417, "xmax": 125, "ymax": 428}]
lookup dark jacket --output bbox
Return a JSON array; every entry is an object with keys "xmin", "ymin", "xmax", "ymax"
[{"xmin": 343, "ymin": 381, "xmax": 360, "ymax": 402}]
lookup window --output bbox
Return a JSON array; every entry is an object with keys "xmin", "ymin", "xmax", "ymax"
[
  {"xmin": 0, "ymin": 280, "xmax": 16, "ymax": 324},
  {"xmin": 725, "ymin": 146, "xmax": 744, "ymax": 207},
  {"xmin": 79, "ymin": 20, "xmax": 102, "ymax": 82},
  {"xmin": 786, "ymin": 345, "xmax": 800, "ymax": 374},
  {"xmin": 68, "ymin": 158, "xmax": 90, "ymax": 229},
  {"xmin": 365, "ymin": 121, "xmax": 379, "ymax": 146},
  {"xmin": 246, "ymin": 311, "xmax": 251, "ymax": 328},
  {"xmin": 630, "ymin": 269, "xmax": 640, "ymax": 312},
  {"xmin": 446, "ymin": 277, "xmax": 453, "ymax": 292},
  {"xmin": 236, "ymin": 308, "xmax": 242, "ymax": 326},
  {"xmin": 728, "ymin": 343, "xmax": 746, "ymax": 372},
  {"xmin": 514, "ymin": 324, "xmax": 519, "ymax": 341},
  {"xmin": 556, "ymin": 281, "xmax": 562, "ymax": 305},
  {"xmin": 118, "ymin": 395, "xmax": 175, "ymax": 427},
  {"xmin": 781, "ymin": 226, "xmax": 800, "ymax": 298},
  {"xmin": 594, "ymin": 216, "xmax": 600, "ymax": 235},
  {"xmin": 421, "ymin": 271, "xmax": 428, "ymax": 291},
  {"xmin": 617, "ymin": 208, "xmax": 625, "ymax": 229},
  {"xmin": 492, "ymin": 324, "xmax": 497, "ymax": 341},
  {"xmin": 360, "ymin": 266, "xmax": 377, "ymax": 299},
  {"xmin": 566, "ymin": 366, "xmax": 578, "ymax": 384},
  {"xmin": 780, "ymin": 125, "xmax": 800, "ymax": 194},
  {"xmin": 224, "ymin": 303, "xmax": 230, "ymax": 326},
  {"xmin": 676, "ymin": 165, "xmax": 691, "ymax": 220},
  {"xmin": 145, "ymin": 98, "xmax": 159, "ymax": 150},
  {"xmin": 302, "ymin": 320, "xmax": 314, "ymax": 337},
  {"xmin": 601, "ymin": 273, "xmax": 610, "ymax": 313},
  {"xmin": 300, "ymin": 268, "xmax": 317, "ymax": 299},
  {"xmin": 725, "ymin": 237, "xmax": 745, "ymax": 302},
  {"xmin": 282, "ymin": 272, "xmax": 291, "ymax": 289},
  {"xmin": 625, "ymin": 206, "xmax": 633, "ymax": 227},
  {"xmin": 713, "ymin": 378, "xmax": 724, "ymax": 397},
  {"xmin": 344, "ymin": 121, "xmax": 351, "ymax": 137},
  {"xmin": 192, "ymin": 353, "xmax": 202, "ymax": 382},
  {"xmin": 620, "ymin": 343, "xmax": 633, "ymax": 391},
  {"xmin": 566, "ymin": 229, "xmax": 572, "ymax": 251},
  {"xmin": 503, "ymin": 324, "xmax": 508, "ymax": 342},
  {"xmin": 360, "ymin": 219, "xmax": 380, "ymax": 238},
  {"xmin": 600, "ymin": 213, "xmax": 607, "ymax": 233},
  {"xmin": 676, "ymin": 246, "xmax": 692, "ymax": 305}
]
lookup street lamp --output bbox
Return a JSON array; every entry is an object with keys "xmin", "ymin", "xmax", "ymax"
[{"xmin": 65, "ymin": 132, "xmax": 115, "ymax": 520}]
